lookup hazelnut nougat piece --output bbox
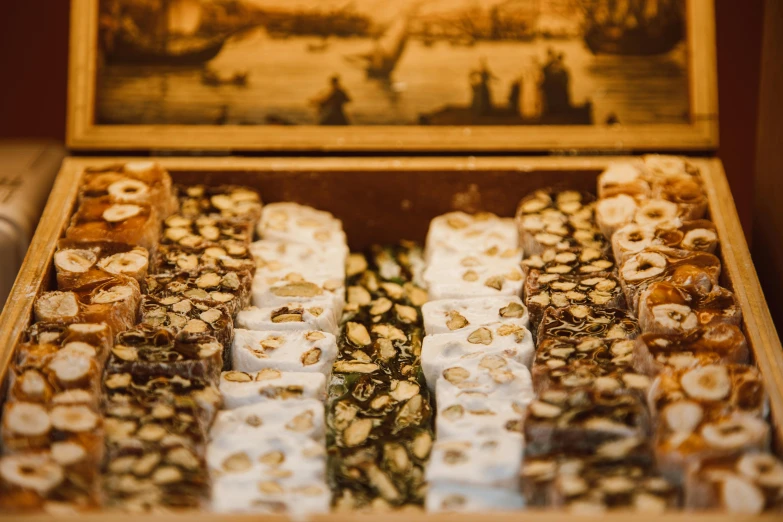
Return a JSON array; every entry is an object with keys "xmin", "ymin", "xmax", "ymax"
[
  {"xmin": 421, "ymin": 322, "xmax": 535, "ymax": 392},
  {"xmin": 531, "ymin": 337, "xmax": 651, "ymax": 395},
  {"xmin": 637, "ymin": 281, "xmax": 741, "ymax": 335},
  {"xmin": 1, "ymin": 401, "xmax": 102, "ymax": 455},
  {"xmin": 525, "ymin": 271, "xmax": 625, "ymax": 328},
  {"xmin": 231, "ymin": 328, "xmax": 337, "ymax": 377},
  {"xmin": 524, "ymin": 388, "xmax": 650, "ymax": 457},
  {"xmin": 612, "ymin": 219, "xmax": 718, "ymax": 265},
  {"xmin": 421, "ymin": 296, "xmax": 528, "ymax": 336},
  {"xmin": 219, "ymin": 369, "xmax": 327, "ymax": 409},
  {"xmin": 21, "ymin": 321, "xmax": 112, "ymax": 366},
  {"xmin": 80, "ymin": 161, "xmax": 177, "ymax": 218},
  {"xmin": 596, "ymin": 195, "xmax": 704, "ymax": 240},
  {"xmin": 522, "ymin": 246, "xmax": 615, "ymax": 277},
  {"xmin": 515, "ymin": 190, "xmax": 607, "ymax": 256},
  {"xmin": 54, "ymin": 240, "xmax": 149, "ymax": 290},
  {"xmin": 235, "ymin": 300, "xmax": 338, "ymax": 336},
  {"xmin": 140, "ymin": 295, "xmax": 234, "ymax": 351},
  {"xmin": 155, "ymin": 241, "xmax": 255, "ymax": 277},
  {"xmin": 257, "ymin": 202, "xmax": 346, "ymax": 250},
  {"xmin": 632, "ymin": 324, "xmax": 749, "ymax": 376},
  {"xmin": 424, "ymin": 211, "xmax": 518, "ymax": 262},
  {"xmin": 65, "ymin": 197, "xmax": 160, "ymax": 252},
  {"xmin": 537, "ymin": 305, "xmax": 640, "ymax": 343},
  {"xmin": 145, "ymin": 269, "xmax": 252, "ymax": 317},
  {"xmin": 177, "ymin": 184, "xmax": 262, "ymax": 223},
  {"xmin": 684, "ymin": 451, "xmax": 783, "ymax": 513},
  {"xmin": 107, "ymin": 325, "xmax": 224, "ymax": 382}
]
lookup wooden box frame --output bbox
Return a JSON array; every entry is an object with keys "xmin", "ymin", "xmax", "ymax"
[
  {"xmin": 0, "ymin": 156, "xmax": 780, "ymax": 521},
  {"xmin": 67, "ymin": 0, "xmax": 718, "ymax": 153}
]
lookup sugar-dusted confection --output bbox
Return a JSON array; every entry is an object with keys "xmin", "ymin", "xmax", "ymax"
[
  {"xmin": 522, "ymin": 247, "xmax": 615, "ymax": 277},
  {"xmin": 538, "ymin": 305, "xmax": 640, "ymax": 343},
  {"xmin": 108, "ymin": 326, "xmax": 223, "ymax": 382},
  {"xmin": 54, "ymin": 242, "xmax": 149, "ymax": 290},
  {"xmin": 146, "ymin": 270, "xmax": 252, "ymax": 317},
  {"xmin": 422, "ymin": 296, "xmax": 528, "ymax": 336},
  {"xmin": 435, "ymin": 353, "xmax": 535, "ymax": 405},
  {"xmin": 597, "ymin": 162, "xmax": 652, "ymax": 199},
  {"xmin": 515, "ymin": 190, "xmax": 607, "ymax": 256},
  {"xmin": 619, "ymin": 247, "xmax": 722, "ymax": 312},
  {"xmin": 685, "ymin": 452, "xmax": 783, "ymax": 513},
  {"xmin": 425, "ymin": 211, "xmax": 518, "ymax": 261},
  {"xmin": 178, "ymin": 184, "xmax": 262, "ymax": 222},
  {"xmin": 66, "ymin": 197, "xmax": 160, "ymax": 252},
  {"xmin": 421, "ymin": 322, "xmax": 535, "ymax": 392},
  {"xmin": 550, "ymin": 460, "xmax": 679, "ymax": 513},
  {"xmin": 525, "ymin": 272, "xmax": 625, "ymax": 328},
  {"xmin": 1, "ymin": 401, "xmax": 102, "ymax": 454},
  {"xmin": 427, "ymin": 247, "xmax": 523, "ymax": 274},
  {"xmin": 435, "ymin": 396, "xmax": 526, "ymax": 441},
  {"xmin": 235, "ymin": 301, "xmax": 338, "ymax": 336},
  {"xmin": 637, "ymin": 282, "xmax": 741, "ymax": 335},
  {"xmin": 140, "ymin": 296, "xmax": 234, "ymax": 351},
  {"xmin": 155, "ymin": 241, "xmax": 255, "ymax": 276},
  {"xmin": 531, "ymin": 337, "xmax": 650, "ymax": 394},
  {"xmin": 648, "ymin": 364, "xmax": 767, "ymax": 419},
  {"xmin": 219, "ymin": 370, "xmax": 327, "ymax": 409},
  {"xmin": 633, "ymin": 324, "xmax": 749, "ymax": 376},
  {"xmin": 423, "ymin": 263, "xmax": 524, "ymax": 301},
  {"xmin": 251, "ymin": 274, "xmax": 345, "ymax": 321},
  {"xmin": 612, "ymin": 220, "xmax": 719, "ymax": 265},
  {"xmin": 162, "ymin": 213, "xmax": 254, "ymax": 248},
  {"xmin": 257, "ymin": 202, "xmax": 346, "ymax": 247},
  {"xmin": 23, "ymin": 322, "xmax": 112, "ymax": 366},
  {"xmin": 209, "ymin": 400, "xmax": 326, "ymax": 442},
  {"xmin": 80, "ymin": 161, "xmax": 177, "ymax": 218},
  {"xmin": 425, "ymin": 482, "xmax": 525, "ymax": 512},
  {"xmin": 251, "ymin": 239, "xmax": 346, "ymax": 282},
  {"xmin": 211, "ymin": 474, "xmax": 330, "ymax": 515},
  {"xmin": 426, "ymin": 435, "xmax": 523, "ymax": 490},
  {"xmin": 524, "ymin": 388, "xmax": 650, "ymax": 457},
  {"xmin": 232, "ymin": 328, "xmax": 337, "ymax": 376}
]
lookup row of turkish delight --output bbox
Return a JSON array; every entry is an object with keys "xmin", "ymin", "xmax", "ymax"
[
  {"xmin": 205, "ymin": 203, "xmax": 348, "ymax": 515},
  {"xmin": 328, "ymin": 245, "xmax": 433, "ymax": 512},
  {"xmin": 421, "ymin": 212, "xmax": 533, "ymax": 511}
]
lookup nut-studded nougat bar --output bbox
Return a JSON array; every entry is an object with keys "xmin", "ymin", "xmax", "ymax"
[
  {"xmin": 525, "ymin": 272, "xmax": 626, "ymax": 328},
  {"xmin": 54, "ymin": 241, "xmax": 149, "ymax": 290},
  {"xmin": 633, "ymin": 324, "xmax": 749, "ymax": 376},
  {"xmin": 177, "ymin": 184, "xmax": 262, "ymax": 222},
  {"xmin": 425, "ymin": 482, "xmax": 525, "ymax": 512},
  {"xmin": 257, "ymin": 202, "xmax": 346, "ymax": 249},
  {"xmin": 637, "ymin": 282, "xmax": 741, "ymax": 335},
  {"xmin": 232, "ymin": 328, "xmax": 337, "ymax": 377},
  {"xmin": 515, "ymin": 190, "xmax": 606, "ymax": 256},
  {"xmin": 146, "ymin": 270, "xmax": 252, "ymax": 317},
  {"xmin": 210, "ymin": 399, "xmax": 326, "ymax": 442},
  {"xmin": 2, "ymin": 401, "xmax": 102, "ymax": 454},
  {"xmin": 522, "ymin": 246, "xmax": 615, "ymax": 277},
  {"xmin": 531, "ymin": 338, "xmax": 651, "ymax": 394},
  {"xmin": 155, "ymin": 241, "xmax": 255, "ymax": 276},
  {"xmin": 162, "ymin": 213, "xmax": 254, "ymax": 248},
  {"xmin": 252, "ymin": 274, "xmax": 345, "ymax": 322},
  {"xmin": 424, "ymin": 211, "xmax": 518, "ymax": 262},
  {"xmin": 423, "ymin": 262, "xmax": 525, "ymax": 301},
  {"xmin": 595, "ymin": 195, "xmax": 686, "ymax": 239},
  {"xmin": 612, "ymin": 220, "xmax": 718, "ymax": 265},
  {"xmin": 435, "ymin": 352, "xmax": 535, "ymax": 405},
  {"xmin": 65, "ymin": 197, "xmax": 160, "ymax": 252},
  {"xmin": 220, "ymin": 369, "xmax": 327, "ymax": 408},
  {"xmin": 684, "ymin": 452, "xmax": 783, "ymax": 513},
  {"xmin": 140, "ymin": 295, "xmax": 234, "ymax": 351},
  {"xmin": 251, "ymin": 239, "xmax": 346, "ymax": 281},
  {"xmin": 421, "ymin": 322, "xmax": 535, "ymax": 392},
  {"xmin": 369, "ymin": 242, "xmax": 427, "ymax": 286},
  {"xmin": 426, "ymin": 435, "xmax": 523, "ymax": 490},
  {"xmin": 435, "ymin": 396, "xmax": 525, "ymax": 441},
  {"xmin": 236, "ymin": 301, "xmax": 338, "ymax": 336},
  {"xmin": 619, "ymin": 247, "xmax": 721, "ymax": 312},
  {"xmin": 22, "ymin": 322, "xmax": 112, "ymax": 366},
  {"xmin": 597, "ymin": 161, "xmax": 652, "ymax": 199},
  {"xmin": 537, "ymin": 305, "xmax": 640, "ymax": 343},
  {"xmin": 524, "ymin": 388, "xmax": 650, "ymax": 457},
  {"xmin": 108, "ymin": 326, "xmax": 223, "ymax": 382},
  {"xmin": 80, "ymin": 161, "xmax": 177, "ymax": 218},
  {"xmin": 422, "ymin": 296, "xmax": 528, "ymax": 335}
]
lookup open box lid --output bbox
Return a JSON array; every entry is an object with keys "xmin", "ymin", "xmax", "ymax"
[{"xmin": 67, "ymin": 0, "xmax": 717, "ymax": 153}]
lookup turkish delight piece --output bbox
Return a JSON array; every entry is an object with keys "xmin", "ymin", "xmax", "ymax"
[
  {"xmin": 235, "ymin": 301, "xmax": 338, "ymax": 336},
  {"xmin": 54, "ymin": 242, "xmax": 149, "ymax": 290},
  {"xmin": 597, "ymin": 162, "xmax": 651, "ymax": 199},
  {"xmin": 257, "ymin": 202, "xmax": 346, "ymax": 249},
  {"xmin": 145, "ymin": 270, "xmax": 252, "ymax": 317},
  {"xmin": 531, "ymin": 337, "xmax": 650, "ymax": 395},
  {"xmin": 178, "ymin": 184, "xmax": 262, "ymax": 223},
  {"xmin": 435, "ymin": 352, "xmax": 535, "ymax": 405},
  {"xmin": 209, "ymin": 399, "xmax": 326, "ymax": 442},
  {"xmin": 538, "ymin": 305, "xmax": 640, "ymax": 343},
  {"xmin": 612, "ymin": 220, "xmax": 718, "ymax": 265},
  {"xmin": 633, "ymin": 324, "xmax": 749, "ymax": 376},
  {"xmin": 252, "ymin": 274, "xmax": 345, "ymax": 321},
  {"xmin": 524, "ymin": 388, "xmax": 650, "ymax": 457},
  {"xmin": 232, "ymin": 328, "xmax": 337, "ymax": 377},
  {"xmin": 435, "ymin": 396, "xmax": 526, "ymax": 441},
  {"xmin": 219, "ymin": 370, "xmax": 327, "ymax": 408},
  {"xmin": 522, "ymin": 246, "xmax": 615, "ymax": 277},
  {"xmin": 140, "ymin": 296, "xmax": 234, "ymax": 352},
  {"xmin": 637, "ymin": 282, "xmax": 741, "ymax": 335},
  {"xmin": 425, "ymin": 435, "xmax": 523, "ymax": 490},
  {"xmin": 515, "ymin": 190, "xmax": 606, "ymax": 256},
  {"xmin": 684, "ymin": 452, "xmax": 783, "ymax": 513},
  {"xmin": 422, "ymin": 296, "xmax": 528, "ymax": 336},
  {"xmin": 525, "ymin": 272, "xmax": 626, "ymax": 328},
  {"xmin": 425, "ymin": 211, "xmax": 518, "ymax": 262},
  {"xmin": 421, "ymin": 322, "xmax": 535, "ymax": 392},
  {"xmin": 423, "ymin": 263, "xmax": 525, "ymax": 301},
  {"xmin": 425, "ymin": 482, "xmax": 525, "ymax": 512},
  {"xmin": 251, "ymin": 239, "xmax": 346, "ymax": 281},
  {"xmin": 65, "ymin": 197, "xmax": 160, "ymax": 252},
  {"xmin": 1, "ymin": 401, "xmax": 102, "ymax": 454}
]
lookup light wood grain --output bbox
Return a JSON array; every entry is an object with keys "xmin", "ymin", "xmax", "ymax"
[{"xmin": 66, "ymin": 0, "xmax": 719, "ymax": 153}]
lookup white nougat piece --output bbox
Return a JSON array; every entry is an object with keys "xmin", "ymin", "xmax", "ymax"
[
  {"xmin": 211, "ymin": 477, "xmax": 331, "ymax": 515},
  {"xmin": 257, "ymin": 202, "xmax": 347, "ymax": 250},
  {"xmin": 250, "ymin": 239, "xmax": 345, "ymax": 281},
  {"xmin": 424, "ymin": 264, "xmax": 525, "ymax": 301},
  {"xmin": 210, "ymin": 399, "xmax": 326, "ymax": 442},
  {"xmin": 235, "ymin": 301, "xmax": 338, "ymax": 336},
  {"xmin": 422, "ymin": 296, "xmax": 529, "ymax": 335},
  {"xmin": 436, "ymin": 396, "xmax": 527, "ymax": 441},
  {"xmin": 421, "ymin": 322, "xmax": 535, "ymax": 392},
  {"xmin": 426, "ymin": 435, "xmax": 524, "ymax": 490},
  {"xmin": 232, "ymin": 329, "xmax": 337, "ymax": 376},
  {"xmin": 424, "ymin": 212, "xmax": 519, "ymax": 262},
  {"xmin": 426, "ymin": 482, "xmax": 526, "ymax": 512},
  {"xmin": 219, "ymin": 370, "xmax": 327, "ymax": 409},
  {"xmin": 435, "ymin": 353, "xmax": 535, "ymax": 405},
  {"xmin": 251, "ymin": 276, "xmax": 345, "ymax": 322}
]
